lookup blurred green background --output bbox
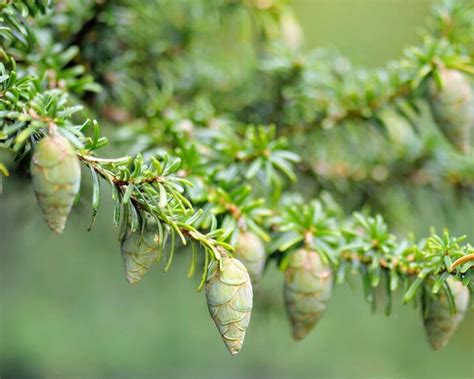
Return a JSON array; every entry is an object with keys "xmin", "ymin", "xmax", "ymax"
[{"xmin": 1, "ymin": 1, "xmax": 473, "ymax": 378}]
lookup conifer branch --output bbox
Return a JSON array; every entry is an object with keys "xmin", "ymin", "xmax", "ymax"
[
  {"xmin": 254, "ymin": 1, "xmax": 473, "ymax": 131},
  {"xmin": 1, "ymin": 0, "xmax": 472, "ymax": 355}
]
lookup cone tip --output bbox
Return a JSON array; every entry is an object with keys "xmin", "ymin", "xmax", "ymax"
[
  {"xmin": 227, "ymin": 347, "xmax": 241, "ymax": 356},
  {"xmin": 50, "ymin": 224, "xmax": 65, "ymax": 234},
  {"xmin": 126, "ymin": 275, "xmax": 140, "ymax": 285},
  {"xmin": 428, "ymin": 339, "xmax": 445, "ymax": 351},
  {"xmin": 291, "ymin": 325, "xmax": 310, "ymax": 341},
  {"xmin": 224, "ymin": 339, "xmax": 244, "ymax": 356}
]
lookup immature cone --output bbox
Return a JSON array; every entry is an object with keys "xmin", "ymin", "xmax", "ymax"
[
  {"xmin": 205, "ymin": 257, "xmax": 253, "ymax": 356},
  {"xmin": 234, "ymin": 231, "xmax": 266, "ymax": 284},
  {"xmin": 121, "ymin": 224, "xmax": 160, "ymax": 285},
  {"xmin": 421, "ymin": 278, "xmax": 470, "ymax": 351},
  {"xmin": 428, "ymin": 68, "xmax": 473, "ymax": 153},
  {"xmin": 30, "ymin": 133, "xmax": 81, "ymax": 233},
  {"xmin": 284, "ymin": 249, "xmax": 333, "ymax": 341}
]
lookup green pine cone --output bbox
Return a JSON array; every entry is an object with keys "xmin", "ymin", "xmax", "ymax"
[
  {"xmin": 428, "ymin": 68, "xmax": 473, "ymax": 153},
  {"xmin": 284, "ymin": 248, "xmax": 333, "ymax": 341},
  {"xmin": 422, "ymin": 278, "xmax": 470, "ymax": 351},
  {"xmin": 205, "ymin": 257, "xmax": 253, "ymax": 356},
  {"xmin": 234, "ymin": 231, "xmax": 266, "ymax": 284},
  {"xmin": 30, "ymin": 133, "xmax": 81, "ymax": 234},
  {"xmin": 121, "ymin": 224, "xmax": 160, "ymax": 285}
]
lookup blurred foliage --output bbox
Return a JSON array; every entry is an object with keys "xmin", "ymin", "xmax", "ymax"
[{"xmin": 1, "ymin": 0, "xmax": 473, "ymax": 377}]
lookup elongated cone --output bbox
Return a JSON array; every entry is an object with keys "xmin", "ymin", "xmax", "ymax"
[
  {"xmin": 121, "ymin": 224, "xmax": 160, "ymax": 285},
  {"xmin": 284, "ymin": 249, "xmax": 333, "ymax": 341},
  {"xmin": 428, "ymin": 68, "xmax": 473, "ymax": 153},
  {"xmin": 31, "ymin": 134, "xmax": 81, "ymax": 233},
  {"xmin": 234, "ymin": 231, "xmax": 266, "ymax": 284},
  {"xmin": 422, "ymin": 278, "xmax": 470, "ymax": 350},
  {"xmin": 205, "ymin": 257, "xmax": 253, "ymax": 355}
]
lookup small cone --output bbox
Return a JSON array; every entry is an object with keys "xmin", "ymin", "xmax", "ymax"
[
  {"xmin": 422, "ymin": 278, "xmax": 470, "ymax": 351},
  {"xmin": 428, "ymin": 68, "xmax": 473, "ymax": 153},
  {"xmin": 30, "ymin": 134, "xmax": 81, "ymax": 233},
  {"xmin": 284, "ymin": 249, "xmax": 333, "ymax": 340},
  {"xmin": 205, "ymin": 257, "xmax": 253, "ymax": 355},
  {"xmin": 121, "ymin": 224, "xmax": 160, "ymax": 285},
  {"xmin": 234, "ymin": 231, "xmax": 266, "ymax": 285}
]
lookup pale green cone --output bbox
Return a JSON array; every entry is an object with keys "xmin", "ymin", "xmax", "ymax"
[
  {"xmin": 284, "ymin": 249, "xmax": 333, "ymax": 341},
  {"xmin": 422, "ymin": 278, "xmax": 470, "ymax": 351},
  {"xmin": 30, "ymin": 134, "xmax": 81, "ymax": 234},
  {"xmin": 428, "ymin": 68, "xmax": 473, "ymax": 153},
  {"xmin": 121, "ymin": 224, "xmax": 160, "ymax": 285},
  {"xmin": 205, "ymin": 257, "xmax": 253, "ymax": 356},
  {"xmin": 234, "ymin": 231, "xmax": 266, "ymax": 284}
]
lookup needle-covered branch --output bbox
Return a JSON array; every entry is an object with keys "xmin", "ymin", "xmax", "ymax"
[{"xmin": 1, "ymin": 0, "xmax": 472, "ymax": 356}]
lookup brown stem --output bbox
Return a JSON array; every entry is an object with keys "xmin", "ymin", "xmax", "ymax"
[{"xmin": 449, "ymin": 254, "xmax": 474, "ymax": 272}]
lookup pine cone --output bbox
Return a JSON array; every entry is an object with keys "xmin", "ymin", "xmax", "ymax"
[
  {"xmin": 234, "ymin": 231, "xmax": 266, "ymax": 284},
  {"xmin": 30, "ymin": 133, "xmax": 81, "ymax": 233},
  {"xmin": 284, "ymin": 248, "xmax": 333, "ymax": 341},
  {"xmin": 121, "ymin": 224, "xmax": 160, "ymax": 285},
  {"xmin": 422, "ymin": 278, "xmax": 470, "ymax": 351},
  {"xmin": 428, "ymin": 68, "xmax": 473, "ymax": 153},
  {"xmin": 205, "ymin": 257, "xmax": 253, "ymax": 355}
]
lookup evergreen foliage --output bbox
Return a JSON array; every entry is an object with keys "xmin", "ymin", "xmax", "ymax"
[{"xmin": 1, "ymin": 0, "xmax": 472, "ymax": 355}]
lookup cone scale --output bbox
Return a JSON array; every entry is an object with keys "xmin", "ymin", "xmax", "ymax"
[
  {"xmin": 30, "ymin": 133, "xmax": 81, "ymax": 233},
  {"xmin": 205, "ymin": 257, "xmax": 253, "ymax": 355},
  {"xmin": 284, "ymin": 248, "xmax": 333, "ymax": 341}
]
